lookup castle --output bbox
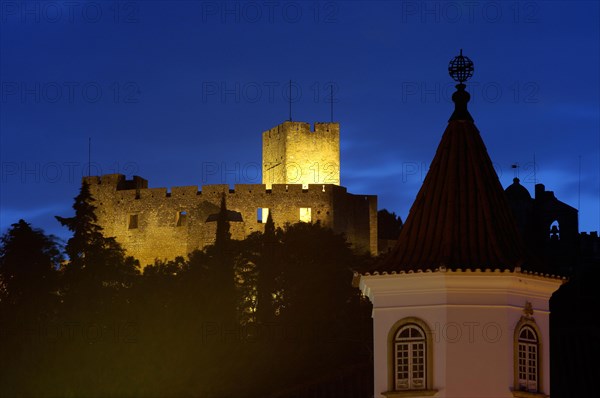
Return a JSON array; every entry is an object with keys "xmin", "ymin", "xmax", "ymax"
[{"xmin": 84, "ymin": 121, "xmax": 377, "ymax": 267}]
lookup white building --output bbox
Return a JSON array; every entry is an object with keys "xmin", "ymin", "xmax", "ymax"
[{"xmin": 359, "ymin": 53, "xmax": 565, "ymax": 398}]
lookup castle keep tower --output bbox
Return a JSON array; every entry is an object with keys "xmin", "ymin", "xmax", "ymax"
[{"xmin": 262, "ymin": 121, "xmax": 340, "ymax": 189}]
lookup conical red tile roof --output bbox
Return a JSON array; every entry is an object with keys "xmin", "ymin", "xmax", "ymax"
[{"xmin": 376, "ymin": 87, "xmax": 526, "ymax": 272}]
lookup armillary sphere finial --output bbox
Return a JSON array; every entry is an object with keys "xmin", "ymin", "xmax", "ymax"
[
  {"xmin": 448, "ymin": 49, "xmax": 474, "ymax": 83},
  {"xmin": 448, "ymin": 49, "xmax": 474, "ymax": 122}
]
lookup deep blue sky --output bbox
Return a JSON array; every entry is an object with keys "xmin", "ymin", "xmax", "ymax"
[{"xmin": 1, "ymin": 1, "xmax": 599, "ymax": 243}]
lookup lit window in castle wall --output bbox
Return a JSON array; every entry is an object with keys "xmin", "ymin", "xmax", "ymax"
[
  {"xmin": 176, "ymin": 211, "xmax": 187, "ymax": 227},
  {"xmin": 299, "ymin": 208, "xmax": 312, "ymax": 222},
  {"xmin": 257, "ymin": 208, "xmax": 269, "ymax": 223},
  {"xmin": 128, "ymin": 214, "xmax": 138, "ymax": 229}
]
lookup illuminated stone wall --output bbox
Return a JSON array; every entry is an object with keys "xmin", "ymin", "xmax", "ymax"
[
  {"xmin": 82, "ymin": 120, "xmax": 376, "ymax": 267},
  {"xmin": 84, "ymin": 174, "xmax": 376, "ymax": 267},
  {"xmin": 262, "ymin": 121, "xmax": 340, "ymax": 188}
]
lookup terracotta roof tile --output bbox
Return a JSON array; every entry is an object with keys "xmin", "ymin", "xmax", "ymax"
[{"xmin": 375, "ymin": 99, "xmax": 526, "ymax": 272}]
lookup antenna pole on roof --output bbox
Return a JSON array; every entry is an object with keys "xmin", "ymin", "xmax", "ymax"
[
  {"xmin": 578, "ymin": 155, "xmax": 582, "ymax": 211},
  {"xmin": 288, "ymin": 79, "xmax": 292, "ymax": 122},
  {"xmin": 533, "ymin": 153, "xmax": 537, "ymax": 184},
  {"xmin": 330, "ymin": 83, "xmax": 334, "ymax": 122},
  {"xmin": 88, "ymin": 137, "xmax": 91, "ymax": 176}
]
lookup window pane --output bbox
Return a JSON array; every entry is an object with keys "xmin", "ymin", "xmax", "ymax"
[
  {"xmin": 394, "ymin": 325, "xmax": 427, "ymax": 391},
  {"xmin": 517, "ymin": 329, "xmax": 539, "ymax": 393}
]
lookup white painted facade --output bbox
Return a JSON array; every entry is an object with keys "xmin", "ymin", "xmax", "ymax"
[{"xmin": 359, "ymin": 268, "xmax": 564, "ymax": 398}]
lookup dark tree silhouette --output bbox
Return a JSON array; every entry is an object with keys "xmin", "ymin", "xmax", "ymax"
[
  {"xmin": 0, "ymin": 220, "xmax": 62, "ymax": 398},
  {"xmin": 202, "ymin": 193, "xmax": 237, "ymax": 323},
  {"xmin": 255, "ymin": 211, "xmax": 281, "ymax": 324},
  {"xmin": 378, "ymin": 209, "xmax": 403, "ymax": 240},
  {"xmin": 0, "ymin": 219, "xmax": 61, "ymax": 306},
  {"xmin": 277, "ymin": 222, "xmax": 362, "ymax": 321},
  {"xmin": 55, "ymin": 182, "xmax": 139, "ymax": 293},
  {"xmin": 253, "ymin": 221, "xmax": 373, "ymax": 395},
  {"xmin": 232, "ymin": 233, "xmax": 259, "ymax": 325},
  {"xmin": 215, "ymin": 193, "xmax": 231, "ymax": 249},
  {"xmin": 1, "ymin": 193, "xmax": 373, "ymax": 398}
]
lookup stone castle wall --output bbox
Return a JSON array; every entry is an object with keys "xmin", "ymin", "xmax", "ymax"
[
  {"xmin": 263, "ymin": 121, "xmax": 340, "ymax": 187},
  {"xmin": 83, "ymin": 120, "xmax": 376, "ymax": 267},
  {"xmin": 85, "ymin": 174, "xmax": 376, "ymax": 267}
]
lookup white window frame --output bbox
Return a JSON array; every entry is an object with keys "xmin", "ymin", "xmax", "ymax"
[
  {"xmin": 394, "ymin": 324, "xmax": 426, "ymax": 391},
  {"xmin": 517, "ymin": 326, "xmax": 539, "ymax": 392}
]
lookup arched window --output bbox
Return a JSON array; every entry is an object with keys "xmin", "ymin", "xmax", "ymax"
[
  {"xmin": 394, "ymin": 324, "xmax": 426, "ymax": 390},
  {"xmin": 549, "ymin": 220, "xmax": 560, "ymax": 240},
  {"xmin": 517, "ymin": 326, "xmax": 539, "ymax": 392},
  {"xmin": 386, "ymin": 318, "xmax": 436, "ymax": 396}
]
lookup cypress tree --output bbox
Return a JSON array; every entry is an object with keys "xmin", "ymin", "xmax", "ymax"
[
  {"xmin": 256, "ymin": 211, "xmax": 279, "ymax": 324},
  {"xmin": 55, "ymin": 182, "xmax": 139, "ymax": 293}
]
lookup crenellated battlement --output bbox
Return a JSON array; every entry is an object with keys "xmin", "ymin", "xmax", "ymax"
[
  {"xmin": 262, "ymin": 121, "xmax": 340, "ymax": 138},
  {"xmin": 262, "ymin": 121, "xmax": 341, "ymax": 188},
  {"xmin": 83, "ymin": 171, "xmax": 375, "ymax": 267},
  {"xmin": 86, "ymin": 174, "xmax": 347, "ymax": 198},
  {"xmin": 139, "ymin": 188, "xmax": 168, "ymax": 199},
  {"xmin": 83, "ymin": 174, "xmax": 148, "ymax": 190}
]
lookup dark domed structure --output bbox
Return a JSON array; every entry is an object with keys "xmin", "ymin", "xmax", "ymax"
[{"xmin": 505, "ymin": 177, "xmax": 531, "ymax": 201}]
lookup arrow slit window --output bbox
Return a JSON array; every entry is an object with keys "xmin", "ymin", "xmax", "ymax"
[{"xmin": 128, "ymin": 214, "xmax": 138, "ymax": 229}]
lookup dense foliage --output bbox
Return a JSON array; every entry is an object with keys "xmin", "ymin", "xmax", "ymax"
[
  {"xmin": 1, "ymin": 187, "xmax": 373, "ymax": 397},
  {"xmin": 377, "ymin": 209, "xmax": 403, "ymax": 240}
]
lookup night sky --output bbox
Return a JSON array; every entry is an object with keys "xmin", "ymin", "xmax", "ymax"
[{"xmin": 1, "ymin": 1, "xmax": 599, "ymax": 242}]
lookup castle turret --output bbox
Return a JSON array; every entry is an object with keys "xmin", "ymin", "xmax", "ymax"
[{"xmin": 262, "ymin": 121, "xmax": 340, "ymax": 189}]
